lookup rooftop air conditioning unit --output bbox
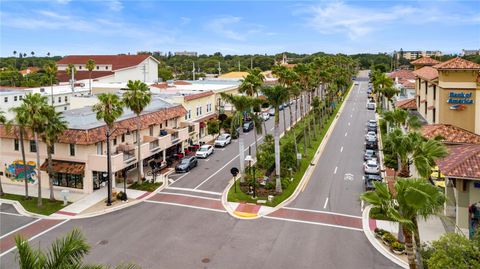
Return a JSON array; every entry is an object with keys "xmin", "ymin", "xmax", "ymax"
[{"xmin": 39, "ymin": 88, "xmax": 45, "ymax": 93}]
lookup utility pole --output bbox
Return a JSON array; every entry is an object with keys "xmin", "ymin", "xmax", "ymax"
[
  {"xmin": 218, "ymin": 61, "xmax": 221, "ymax": 76},
  {"xmin": 250, "ymin": 57, "xmax": 253, "ymax": 69},
  {"xmin": 192, "ymin": 62, "xmax": 196, "ymax": 81}
]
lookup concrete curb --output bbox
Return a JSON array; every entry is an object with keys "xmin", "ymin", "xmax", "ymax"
[
  {"xmin": 362, "ymin": 205, "xmax": 408, "ymax": 269},
  {"xmin": 221, "ymin": 83, "xmax": 356, "ymax": 219},
  {"xmin": 0, "ymin": 181, "xmax": 167, "ymax": 220},
  {"xmin": 221, "ymin": 180, "xmax": 263, "ymax": 220}
]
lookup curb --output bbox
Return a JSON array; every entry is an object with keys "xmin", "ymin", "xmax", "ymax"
[
  {"xmin": 362, "ymin": 205, "xmax": 408, "ymax": 269},
  {"xmin": 221, "ymin": 83, "xmax": 356, "ymax": 219}
]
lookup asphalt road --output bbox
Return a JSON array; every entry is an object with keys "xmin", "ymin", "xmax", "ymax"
[{"xmin": 0, "ymin": 71, "xmax": 400, "ymax": 268}]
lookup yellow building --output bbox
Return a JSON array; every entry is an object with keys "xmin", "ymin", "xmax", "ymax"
[{"xmin": 413, "ymin": 57, "xmax": 480, "ymax": 133}]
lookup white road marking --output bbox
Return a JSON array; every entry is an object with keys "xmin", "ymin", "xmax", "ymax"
[
  {"xmin": 283, "ymin": 207, "xmax": 362, "ymax": 219},
  {"xmin": 340, "ymin": 146, "xmax": 343, "ymax": 152},
  {"xmin": 344, "ymin": 132, "xmax": 348, "ymax": 137},
  {"xmin": 361, "ymin": 200, "xmax": 365, "ymax": 212},
  {"xmin": 0, "ymin": 219, "xmax": 69, "ymax": 258},
  {"xmin": 170, "ymin": 172, "xmax": 189, "ymax": 185},
  {"xmin": 168, "ymin": 178, "xmax": 175, "ymax": 184},
  {"xmin": 348, "ymin": 122, "xmax": 350, "ymax": 126},
  {"xmin": 334, "ymin": 166, "xmax": 338, "ymax": 174},
  {"xmin": 263, "ymin": 216, "xmax": 363, "ymax": 232},
  {"xmin": 0, "ymin": 218, "xmax": 41, "ymax": 240},
  {"xmin": 165, "ymin": 186, "xmax": 222, "ymax": 196},
  {"xmin": 159, "ymin": 192, "xmax": 221, "ymax": 201},
  {"xmin": 145, "ymin": 200, "xmax": 226, "ymax": 213},
  {"xmin": 323, "ymin": 198, "xmax": 329, "ymax": 209},
  {"xmin": 0, "ymin": 211, "xmax": 24, "ymax": 217}
]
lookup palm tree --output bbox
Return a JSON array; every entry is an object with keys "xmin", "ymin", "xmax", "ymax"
[
  {"xmin": 293, "ymin": 64, "xmax": 311, "ymax": 155},
  {"xmin": 261, "ymin": 85, "xmax": 288, "ymax": 193},
  {"xmin": 47, "ymin": 52, "xmax": 50, "ymax": 57},
  {"xmin": 220, "ymin": 93, "xmax": 253, "ymax": 183},
  {"xmin": 383, "ymin": 128, "xmax": 414, "ymax": 179},
  {"xmin": 381, "ymin": 87, "xmax": 400, "ymax": 110},
  {"xmin": 239, "ymin": 68, "xmax": 263, "ymax": 97},
  {"xmin": 43, "ymin": 61, "xmax": 57, "ymax": 106},
  {"xmin": 361, "ymin": 178, "xmax": 446, "ymax": 269},
  {"xmin": 93, "ymin": 93, "xmax": 124, "ymax": 204},
  {"xmin": 22, "ymin": 93, "xmax": 49, "ymax": 207},
  {"xmin": 122, "ymin": 80, "xmax": 152, "ymax": 182},
  {"xmin": 42, "ymin": 107, "xmax": 67, "ymax": 201},
  {"xmin": 13, "ymin": 51, "xmax": 17, "ymax": 69},
  {"xmin": 411, "ymin": 138, "xmax": 448, "ymax": 179},
  {"xmin": 86, "ymin": 59, "xmax": 96, "ymax": 95},
  {"xmin": 15, "ymin": 228, "xmax": 141, "ymax": 269},
  {"xmin": 8, "ymin": 106, "xmax": 31, "ymax": 199},
  {"xmin": 0, "ymin": 111, "xmax": 5, "ymax": 195}
]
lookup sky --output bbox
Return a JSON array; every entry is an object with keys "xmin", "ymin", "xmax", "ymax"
[{"xmin": 0, "ymin": 0, "xmax": 479, "ymax": 57}]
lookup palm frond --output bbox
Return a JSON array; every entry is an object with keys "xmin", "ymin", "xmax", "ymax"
[{"xmin": 45, "ymin": 228, "xmax": 91, "ymax": 268}]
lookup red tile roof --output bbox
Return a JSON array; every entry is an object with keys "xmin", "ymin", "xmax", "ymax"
[
  {"xmin": 421, "ymin": 124, "xmax": 480, "ymax": 144},
  {"xmin": 184, "ymin": 91, "xmax": 214, "ymax": 101},
  {"xmin": 399, "ymin": 79, "xmax": 415, "ymax": 89},
  {"xmin": 410, "ymin": 57, "xmax": 441, "ymax": 66},
  {"xmin": 56, "ymin": 70, "xmax": 114, "ymax": 83},
  {"xmin": 0, "ymin": 105, "xmax": 186, "ymax": 145},
  {"xmin": 40, "ymin": 160, "xmax": 85, "ymax": 175},
  {"xmin": 388, "ymin": 70, "xmax": 415, "ymax": 80},
  {"xmin": 437, "ymin": 144, "xmax": 480, "ymax": 179},
  {"xmin": 20, "ymin": 67, "xmax": 39, "ymax": 75},
  {"xmin": 151, "ymin": 82, "xmax": 168, "ymax": 89},
  {"xmin": 413, "ymin": 66, "xmax": 438, "ymax": 81},
  {"xmin": 173, "ymin": 80, "xmax": 192, "ymax": 85},
  {"xmin": 396, "ymin": 98, "xmax": 417, "ymax": 110},
  {"xmin": 57, "ymin": 55, "xmax": 151, "ymax": 71},
  {"xmin": 433, "ymin": 57, "xmax": 480, "ymax": 70}
]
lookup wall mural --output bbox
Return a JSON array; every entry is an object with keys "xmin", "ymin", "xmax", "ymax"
[{"xmin": 6, "ymin": 160, "xmax": 36, "ymax": 183}]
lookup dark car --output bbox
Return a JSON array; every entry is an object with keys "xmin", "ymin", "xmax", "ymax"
[
  {"xmin": 366, "ymin": 140, "xmax": 378, "ymax": 150},
  {"xmin": 243, "ymin": 121, "xmax": 254, "ymax": 132},
  {"xmin": 364, "ymin": 149, "xmax": 377, "ymax": 161},
  {"xmin": 367, "ymin": 124, "xmax": 377, "ymax": 133},
  {"xmin": 364, "ymin": 174, "xmax": 382, "ymax": 191},
  {"xmin": 175, "ymin": 156, "xmax": 198, "ymax": 173}
]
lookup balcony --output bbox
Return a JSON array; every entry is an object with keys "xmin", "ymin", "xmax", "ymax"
[
  {"xmin": 165, "ymin": 127, "xmax": 189, "ymax": 145},
  {"xmin": 87, "ymin": 153, "xmax": 124, "ymax": 173}
]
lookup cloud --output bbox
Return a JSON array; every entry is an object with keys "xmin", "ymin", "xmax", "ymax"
[
  {"xmin": 180, "ymin": 16, "xmax": 191, "ymax": 25},
  {"xmin": 107, "ymin": 0, "xmax": 123, "ymax": 12},
  {"xmin": 206, "ymin": 15, "xmax": 265, "ymax": 41}
]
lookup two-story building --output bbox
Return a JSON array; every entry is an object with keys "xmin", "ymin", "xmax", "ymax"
[{"xmin": 0, "ymin": 98, "xmax": 187, "ymax": 194}]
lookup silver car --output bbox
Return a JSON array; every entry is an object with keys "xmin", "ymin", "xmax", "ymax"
[
  {"xmin": 214, "ymin": 133, "xmax": 231, "ymax": 147},
  {"xmin": 364, "ymin": 160, "xmax": 380, "ymax": 174}
]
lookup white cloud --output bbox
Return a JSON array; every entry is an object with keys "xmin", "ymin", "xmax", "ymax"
[
  {"xmin": 180, "ymin": 16, "xmax": 191, "ymax": 25},
  {"xmin": 107, "ymin": 0, "xmax": 123, "ymax": 12},
  {"xmin": 206, "ymin": 16, "xmax": 265, "ymax": 41}
]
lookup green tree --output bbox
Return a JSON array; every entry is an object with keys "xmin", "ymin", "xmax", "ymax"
[
  {"xmin": 158, "ymin": 66, "xmax": 173, "ymax": 81},
  {"xmin": 86, "ymin": 59, "xmax": 96, "ymax": 95},
  {"xmin": 0, "ymin": 110, "xmax": 5, "ymax": 195},
  {"xmin": 423, "ymin": 232, "xmax": 480, "ymax": 269},
  {"xmin": 239, "ymin": 68, "xmax": 264, "ymax": 97},
  {"xmin": 207, "ymin": 119, "xmax": 220, "ymax": 138},
  {"xmin": 93, "ymin": 93, "xmax": 124, "ymax": 204},
  {"xmin": 381, "ymin": 87, "xmax": 400, "ymax": 110},
  {"xmin": 261, "ymin": 85, "xmax": 288, "ymax": 193},
  {"xmin": 122, "ymin": 80, "xmax": 152, "ymax": 182},
  {"xmin": 66, "ymin": 64, "xmax": 76, "ymax": 91},
  {"xmin": 43, "ymin": 61, "xmax": 57, "ymax": 106},
  {"xmin": 42, "ymin": 107, "xmax": 68, "ymax": 201}
]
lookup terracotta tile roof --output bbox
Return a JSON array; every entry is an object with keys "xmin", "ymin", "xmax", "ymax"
[
  {"xmin": 57, "ymin": 55, "xmax": 151, "ymax": 71},
  {"xmin": 40, "ymin": 160, "xmax": 85, "ymax": 175},
  {"xmin": 20, "ymin": 67, "xmax": 39, "ymax": 75},
  {"xmin": 151, "ymin": 82, "xmax": 168, "ymax": 89},
  {"xmin": 388, "ymin": 70, "xmax": 415, "ymax": 80},
  {"xmin": 399, "ymin": 79, "xmax": 415, "ymax": 89},
  {"xmin": 433, "ymin": 57, "xmax": 480, "ymax": 70},
  {"xmin": 56, "ymin": 70, "xmax": 114, "ymax": 83},
  {"xmin": 184, "ymin": 91, "xmax": 214, "ymax": 101},
  {"xmin": 421, "ymin": 124, "xmax": 480, "ymax": 144},
  {"xmin": 173, "ymin": 80, "xmax": 192, "ymax": 85},
  {"xmin": 410, "ymin": 57, "xmax": 441, "ymax": 66},
  {"xmin": 396, "ymin": 98, "xmax": 417, "ymax": 110},
  {"xmin": 413, "ymin": 66, "xmax": 438, "ymax": 81},
  {"xmin": 437, "ymin": 144, "xmax": 480, "ymax": 179},
  {"xmin": 0, "ymin": 105, "xmax": 186, "ymax": 145}
]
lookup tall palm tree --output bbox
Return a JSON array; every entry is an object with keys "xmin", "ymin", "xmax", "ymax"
[
  {"xmin": 383, "ymin": 128, "xmax": 414, "ymax": 179},
  {"xmin": 262, "ymin": 85, "xmax": 288, "ymax": 193},
  {"xmin": 293, "ymin": 64, "xmax": 311, "ymax": 155},
  {"xmin": 22, "ymin": 93, "xmax": 49, "ymax": 207},
  {"xmin": 122, "ymin": 80, "xmax": 152, "ymax": 182},
  {"xmin": 43, "ymin": 61, "xmax": 57, "ymax": 106},
  {"xmin": 220, "ymin": 93, "xmax": 253, "ymax": 183},
  {"xmin": 47, "ymin": 52, "xmax": 51, "ymax": 57},
  {"xmin": 381, "ymin": 87, "xmax": 400, "ymax": 110},
  {"xmin": 361, "ymin": 178, "xmax": 446, "ymax": 269},
  {"xmin": 8, "ymin": 106, "xmax": 31, "ymax": 199},
  {"xmin": 86, "ymin": 59, "xmax": 96, "ymax": 95},
  {"xmin": 411, "ymin": 138, "xmax": 448, "ymax": 179},
  {"xmin": 93, "ymin": 93, "xmax": 124, "ymax": 204},
  {"xmin": 30, "ymin": 51, "xmax": 34, "ymax": 57},
  {"xmin": 0, "ymin": 111, "xmax": 5, "ymax": 195},
  {"xmin": 42, "ymin": 107, "xmax": 68, "ymax": 201},
  {"xmin": 239, "ymin": 68, "xmax": 263, "ymax": 97}
]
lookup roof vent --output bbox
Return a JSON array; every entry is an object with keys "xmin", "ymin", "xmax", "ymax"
[{"xmin": 39, "ymin": 88, "xmax": 45, "ymax": 93}]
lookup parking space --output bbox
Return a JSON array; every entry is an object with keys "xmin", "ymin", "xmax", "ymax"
[{"xmin": 0, "ymin": 204, "xmax": 38, "ymax": 238}]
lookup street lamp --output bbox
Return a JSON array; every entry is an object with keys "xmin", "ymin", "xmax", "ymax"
[
  {"xmin": 106, "ymin": 127, "xmax": 130, "ymax": 206},
  {"xmin": 245, "ymin": 155, "xmax": 256, "ymax": 198}
]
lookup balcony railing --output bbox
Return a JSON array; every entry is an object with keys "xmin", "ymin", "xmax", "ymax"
[{"xmin": 149, "ymin": 140, "xmax": 160, "ymax": 151}]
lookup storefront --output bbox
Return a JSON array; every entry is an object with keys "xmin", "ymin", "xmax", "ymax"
[{"xmin": 40, "ymin": 160, "xmax": 85, "ymax": 189}]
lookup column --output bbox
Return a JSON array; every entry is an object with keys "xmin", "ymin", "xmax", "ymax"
[
  {"xmin": 455, "ymin": 180, "xmax": 470, "ymax": 235},
  {"xmin": 444, "ymin": 178, "xmax": 456, "ymax": 217}
]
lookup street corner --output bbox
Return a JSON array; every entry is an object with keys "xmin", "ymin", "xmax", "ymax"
[{"xmin": 232, "ymin": 203, "xmax": 261, "ymax": 219}]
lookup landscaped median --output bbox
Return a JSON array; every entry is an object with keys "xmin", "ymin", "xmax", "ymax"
[
  {"xmin": 0, "ymin": 193, "xmax": 68, "ymax": 216},
  {"xmin": 225, "ymin": 83, "xmax": 353, "ymax": 215}
]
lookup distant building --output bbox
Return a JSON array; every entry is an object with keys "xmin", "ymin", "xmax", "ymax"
[
  {"xmin": 174, "ymin": 51, "xmax": 198, "ymax": 57},
  {"xmin": 461, "ymin": 49, "xmax": 480, "ymax": 56},
  {"xmin": 19, "ymin": 67, "xmax": 39, "ymax": 76},
  {"xmin": 396, "ymin": 50, "xmax": 443, "ymax": 60}
]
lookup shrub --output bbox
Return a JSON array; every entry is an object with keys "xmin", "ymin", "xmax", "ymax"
[
  {"xmin": 391, "ymin": 241, "xmax": 405, "ymax": 252},
  {"xmin": 374, "ymin": 228, "xmax": 388, "ymax": 236},
  {"xmin": 265, "ymin": 182, "xmax": 275, "ymax": 190},
  {"xmin": 116, "ymin": 191, "xmax": 127, "ymax": 201},
  {"xmin": 382, "ymin": 232, "xmax": 397, "ymax": 245}
]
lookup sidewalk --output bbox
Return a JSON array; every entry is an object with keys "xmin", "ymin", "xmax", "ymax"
[{"xmin": 1, "ymin": 183, "xmax": 87, "ymax": 202}]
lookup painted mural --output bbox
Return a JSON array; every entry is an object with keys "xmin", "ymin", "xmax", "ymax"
[{"xmin": 6, "ymin": 160, "xmax": 36, "ymax": 183}]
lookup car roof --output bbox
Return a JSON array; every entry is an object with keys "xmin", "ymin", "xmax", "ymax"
[{"xmin": 200, "ymin": 144, "xmax": 211, "ymax": 148}]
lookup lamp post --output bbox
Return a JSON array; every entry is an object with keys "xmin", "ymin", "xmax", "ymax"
[
  {"xmin": 245, "ymin": 155, "xmax": 256, "ymax": 198},
  {"xmin": 106, "ymin": 128, "xmax": 130, "ymax": 206}
]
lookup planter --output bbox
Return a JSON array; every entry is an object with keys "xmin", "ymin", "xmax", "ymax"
[{"xmin": 392, "ymin": 249, "xmax": 405, "ymax": 255}]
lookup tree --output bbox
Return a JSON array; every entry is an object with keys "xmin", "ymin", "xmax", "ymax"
[
  {"xmin": 239, "ymin": 68, "xmax": 264, "ymax": 97},
  {"xmin": 22, "ymin": 93, "xmax": 49, "ymax": 207},
  {"xmin": 381, "ymin": 87, "xmax": 400, "ymax": 110},
  {"xmin": 207, "ymin": 119, "xmax": 220, "ymax": 138},
  {"xmin": 423, "ymin": 232, "xmax": 480, "ymax": 269},
  {"xmin": 43, "ymin": 61, "xmax": 57, "ymax": 106},
  {"xmin": 15, "ymin": 228, "xmax": 141, "ymax": 269},
  {"xmin": 86, "ymin": 59, "xmax": 95, "ymax": 95},
  {"xmin": 93, "ymin": 93, "xmax": 124, "ymax": 203},
  {"xmin": 261, "ymin": 85, "xmax": 288, "ymax": 193},
  {"xmin": 361, "ymin": 178, "xmax": 447, "ymax": 269},
  {"xmin": 0, "ymin": 110, "xmax": 5, "ymax": 195},
  {"xmin": 42, "ymin": 107, "xmax": 67, "ymax": 201},
  {"xmin": 158, "ymin": 66, "xmax": 173, "ymax": 81}
]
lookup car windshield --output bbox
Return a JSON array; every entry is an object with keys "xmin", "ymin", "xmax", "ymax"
[
  {"xmin": 218, "ymin": 135, "xmax": 227, "ymax": 140},
  {"xmin": 367, "ymin": 163, "xmax": 377, "ymax": 168},
  {"xmin": 181, "ymin": 159, "xmax": 190, "ymax": 164},
  {"xmin": 366, "ymin": 150, "xmax": 373, "ymax": 155},
  {"xmin": 243, "ymin": 123, "xmax": 250, "ymax": 127},
  {"xmin": 198, "ymin": 147, "xmax": 208, "ymax": 152}
]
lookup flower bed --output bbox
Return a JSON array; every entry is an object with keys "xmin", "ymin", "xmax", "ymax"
[{"xmin": 374, "ymin": 228, "xmax": 406, "ymax": 255}]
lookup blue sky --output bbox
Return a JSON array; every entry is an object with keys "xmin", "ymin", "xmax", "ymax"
[{"xmin": 1, "ymin": 0, "xmax": 479, "ymax": 57}]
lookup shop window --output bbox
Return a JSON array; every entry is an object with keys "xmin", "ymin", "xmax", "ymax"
[
  {"xmin": 14, "ymin": 139, "xmax": 19, "ymax": 151},
  {"xmin": 30, "ymin": 140, "xmax": 37, "ymax": 153},
  {"xmin": 69, "ymin": 144, "xmax": 76, "ymax": 156},
  {"xmin": 53, "ymin": 173, "xmax": 83, "ymax": 189}
]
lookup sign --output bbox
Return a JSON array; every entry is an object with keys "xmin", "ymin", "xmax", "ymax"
[
  {"xmin": 447, "ymin": 92, "xmax": 474, "ymax": 105},
  {"xmin": 296, "ymin": 153, "xmax": 302, "ymax": 160}
]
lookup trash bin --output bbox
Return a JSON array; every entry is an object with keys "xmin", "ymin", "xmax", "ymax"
[{"xmin": 61, "ymin": 189, "xmax": 70, "ymax": 206}]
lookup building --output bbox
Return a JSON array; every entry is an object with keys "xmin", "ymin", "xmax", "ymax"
[
  {"xmin": 396, "ymin": 50, "xmax": 443, "ymax": 60},
  {"xmin": 0, "ymin": 99, "xmax": 187, "ymax": 194},
  {"xmin": 56, "ymin": 55, "xmax": 160, "ymax": 84},
  {"xmin": 174, "ymin": 51, "xmax": 198, "ymax": 57},
  {"xmin": 19, "ymin": 67, "xmax": 39, "ymax": 76},
  {"xmin": 388, "ymin": 69, "xmax": 416, "ymax": 100},
  {"xmin": 413, "ymin": 57, "xmax": 480, "ymax": 133},
  {"xmin": 461, "ymin": 49, "xmax": 480, "ymax": 56}
]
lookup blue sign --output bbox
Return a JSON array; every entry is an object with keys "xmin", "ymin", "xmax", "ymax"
[{"xmin": 447, "ymin": 92, "xmax": 474, "ymax": 104}]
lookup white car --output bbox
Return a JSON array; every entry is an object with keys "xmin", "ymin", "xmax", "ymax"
[
  {"xmin": 365, "ymin": 131, "xmax": 377, "ymax": 141},
  {"xmin": 364, "ymin": 160, "xmax": 380, "ymax": 174},
  {"xmin": 196, "ymin": 145, "xmax": 214, "ymax": 158},
  {"xmin": 366, "ymin": 102, "xmax": 376, "ymax": 110},
  {"xmin": 214, "ymin": 133, "xmax": 231, "ymax": 147},
  {"xmin": 268, "ymin": 108, "xmax": 275, "ymax": 116},
  {"xmin": 262, "ymin": 112, "xmax": 270, "ymax": 121}
]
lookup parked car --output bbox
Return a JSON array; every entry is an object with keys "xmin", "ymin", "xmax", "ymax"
[
  {"xmin": 262, "ymin": 112, "xmax": 270, "ymax": 121},
  {"xmin": 283, "ymin": 102, "xmax": 290, "ymax": 107},
  {"xmin": 214, "ymin": 133, "xmax": 231, "ymax": 147},
  {"xmin": 243, "ymin": 121, "xmax": 254, "ymax": 132},
  {"xmin": 366, "ymin": 140, "xmax": 378, "ymax": 150},
  {"xmin": 365, "ymin": 131, "xmax": 377, "ymax": 141},
  {"xmin": 364, "ymin": 160, "xmax": 380, "ymax": 175},
  {"xmin": 268, "ymin": 108, "xmax": 275, "ymax": 116},
  {"xmin": 195, "ymin": 145, "xmax": 214, "ymax": 159},
  {"xmin": 175, "ymin": 156, "xmax": 198, "ymax": 173},
  {"xmin": 367, "ymin": 123, "xmax": 377, "ymax": 133},
  {"xmin": 368, "ymin": 120, "xmax": 377, "ymax": 126},
  {"xmin": 364, "ymin": 149, "xmax": 377, "ymax": 161},
  {"xmin": 363, "ymin": 174, "xmax": 382, "ymax": 190},
  {"xmin": 279, "ymin": 105, "xmax": 284, "ymax": 111},
  {"xmin": 367, "ymin": 88, "xmax": 372, "ymax": 95},
  {"xmin": 367, "ymin": 102, "xmax": 375, "ymax": 110}
]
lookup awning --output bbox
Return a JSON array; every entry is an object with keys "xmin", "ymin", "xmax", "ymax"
[
  {"xmin": 40, "ymin": 160, "xmax": 85, "ymax": 175},
  {"xmin": 194, "ymin": 113, "xmax": 217, "ymax": 123},
  {"xmin": 143, "ymin": 135, "xmax": 158, "ymax": 142}
]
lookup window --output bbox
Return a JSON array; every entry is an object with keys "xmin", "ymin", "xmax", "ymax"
[
  {"xmin": 78, "ymin": 66, "xmax": 82, "ymax": 70},
  {"xmin": 105, "ymin": 66, "xmax": 108, "ymax": 70},
  {"xmin": 417, "ymin": 96, "xmax": 420, "ymax": 108},
  {"xmin": 207, "ymin": 104, "xmax": 212, "ymax": 112},
  {"xmin": 58, "ymin": 96, "xmax": 62, "ymax": 103},
  {"xmin": 424, "ymin": 101, "xmax": 427, "ymax": 115},
  {"xmin": 4, "ymin": 97, "xmax": 7, "ymax": 103},
  {"xmin": 19, "ymin": 95, "xmax": 23, "ymax": 100},
  {"xmin": 165, "ymin": 120, "xmax": 168, "ymax": 127},
  {"xmin": 30, "ymin": 140, "xmax": 37, "ymax": 153},
  {"xmin": 96, "ymin": 142, "xmax": 102, "ymax": 155},
  {"xmin": 14, "ymin": 96, "xmax": 18, "ymax": 101},
  {"xmin": 433, "ymin": 86, "xmax": 436, "ymax": 100},
  {"xmin": 65, "ymin": 96, "xmax": 68, "ymax": 102},
  {"xmin": 425, "ymin": 82, "xmax": 428, "ymax": 95},
  {"xmin": 64, "ymin": 107, "xmax": 67, "ymax": 111},
  {"xmin": 433, "ymin": 108, "xmax": 436, "ymax": 123},
  {"xmin": 96, "ymin": 66, "xmax": 100, "ymax": 70},
  {"xmin": 149, "ymin": 125, "xmax": 154, "ymax": 136},
  {"xmin": 121, "ymin": 134, "xmax": 125, "ymax": 142},
  {"xmin": 14, "ymin": 139, "xmax": 19, "ymax": 151},
  {"xmin": 69, "ymin": 144, "xmax": 75, "ymax": 156},
  {"xmin": 53, "ymin": 173, "xmax": 83, "ymax": 189},
  {"xmin": 196, "ymin": 106, "xmax": 202, "ymax": 116},
  {"xmin": 113, "ymin": 137, "xmax": 117, "ymax": 146},
  {"xmin": 133, "ymin": 131, "xmax": 137, "ymax": 143}
]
